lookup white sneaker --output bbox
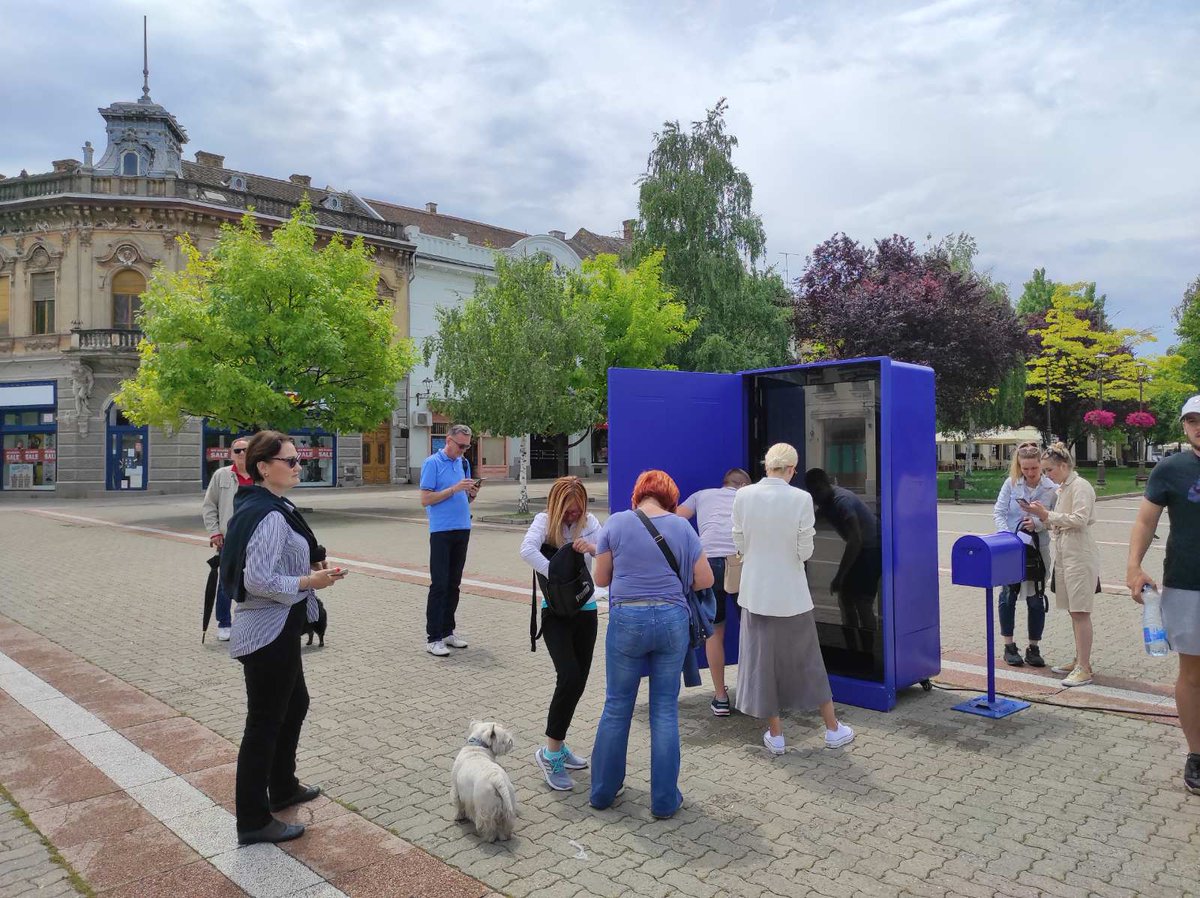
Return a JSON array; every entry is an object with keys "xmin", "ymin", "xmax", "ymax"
[
  {"xmin": 1062, "ymin": 667, "xmax": 1093, "ymax": 687},
  {"xmin": 762, "ymin": 730, "xmax": 786, "ymax": 755},
  {"xmin": 426, "ymin": 640, "xmax": 450, "ymax": 657},
  {"xmin": 216, "ymin": 627, "xmax": 231, "ymax": 642},
  {"xmin": 444, "ymin": 633, "xmax": 469, "ymax": 648},
  {"xmin": 825, "ymin": 722, "xmax": 855, "ymax": 749}
]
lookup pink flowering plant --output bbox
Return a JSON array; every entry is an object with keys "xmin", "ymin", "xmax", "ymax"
[
  {"xmin": 1125, "ymin": 411, "xmax": 1157, "ymax": 429},
  {"xmin": 1083, "ymin": 409, "xmax": 1116, "ymax": 429}
]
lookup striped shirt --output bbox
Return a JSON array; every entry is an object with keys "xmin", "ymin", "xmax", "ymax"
[{"xmin": 229, "ymin": 511, "xmax": 318, "ymax": 659}]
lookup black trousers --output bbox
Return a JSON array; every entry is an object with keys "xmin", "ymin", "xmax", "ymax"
[
  {"xmin": 541, "ymin": 609, "xmax": 598, "ymax": 741},
  {"xmin": 427, "ymin": 529, "xmax": 470, "ymax": 641},
  {"xmin": 236, "ymin": 602, "xmax": 309, "ymax": 831}
]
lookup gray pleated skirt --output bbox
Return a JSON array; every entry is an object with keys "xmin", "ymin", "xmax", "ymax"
[{"xmin": 734, "ymin": 609, "xmax": 833, "ymax": 718}]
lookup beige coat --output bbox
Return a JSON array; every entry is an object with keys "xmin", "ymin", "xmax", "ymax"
[{"xmin": 1045, "ymin": 472, "xmax": 1101, "ymax": 608}]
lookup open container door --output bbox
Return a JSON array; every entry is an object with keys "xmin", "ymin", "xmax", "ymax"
[{"xmin": 607, "ymin": 367, "xmax": 747, "ymax": 669}]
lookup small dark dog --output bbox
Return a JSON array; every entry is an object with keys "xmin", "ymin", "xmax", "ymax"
[{"xmin": 303, "ymin": 598, "xmax": 327, "ymax": 646}]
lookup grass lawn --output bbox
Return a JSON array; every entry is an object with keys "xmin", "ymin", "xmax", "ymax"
[{"xmin": 938, "ymin": 465, "xmax": 1148, "ymax": 502}]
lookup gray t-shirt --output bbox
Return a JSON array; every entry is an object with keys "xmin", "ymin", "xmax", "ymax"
[
  {"xmin": 680, "ymin": 487, "xmax": 738, "ymax": 557},
  {"xmin": 1145, "ymin": 450, "xmax": 1200, "ymax": 591}
]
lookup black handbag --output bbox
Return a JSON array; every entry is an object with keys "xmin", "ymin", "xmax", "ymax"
[
  {"xmin": 1019, "ymin": 527, "xmax": 1050, "ymax": 613},
  {"xmin": 529, "ymin": 541, "xmax": 595, "ymax": 651}
]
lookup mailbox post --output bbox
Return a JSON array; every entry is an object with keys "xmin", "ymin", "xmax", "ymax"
[{"xmin": 950, "ymin": 532, "xmax": 1031, "ymax": 718}]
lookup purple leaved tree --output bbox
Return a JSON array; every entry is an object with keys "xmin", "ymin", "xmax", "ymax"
[{"xmin": 795, "ymin": 234, "xmax": 1025, "ymax": 468}]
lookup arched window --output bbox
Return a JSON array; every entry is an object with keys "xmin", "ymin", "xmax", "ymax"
[
  {"xmin": 121, "ymin": 151, "xmax": 140, "ymax": 176},
  {"xmin": 112, "ymin": 269, "xmax": 146, "ymax": 330}
]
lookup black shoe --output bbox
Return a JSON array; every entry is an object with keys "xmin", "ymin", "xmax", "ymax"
[
  {"xmin": 1003, "ymin": 643, "xmax": 1024, "ymax": 666},
  {"xmin": 269, "ymin": 784, "xmax": 321, "ymax": 813},
  {"xmin": 1024, "ymin": 645, "xmax": 1046, "ymax": 667},
  {"xmin": 710, "ymin": 695, "xmax": 731, "ymax": 717},
  {"xmin": 237, "ymin": 818, "xmax": 305, "ymax": 845},
  {"xmin": 1185, "ymin": 754, "xmax": 1200, "ymax": 796}
]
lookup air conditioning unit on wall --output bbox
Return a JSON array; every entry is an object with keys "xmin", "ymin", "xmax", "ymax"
[{"xmin": 411, "ymin": 409, "xmax": 433, "ymax": 428}]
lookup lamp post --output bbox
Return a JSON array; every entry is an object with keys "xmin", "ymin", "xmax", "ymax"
[
  {"xmin": 1044, "ymin": 353, "xmax": 1056, "ymax": 445},
  {"xmin": 1136, "ymin": 362, "xmax": 1149, "ymax": 485},
  {"xmin": 1095, "ymin": 353, "xmax": 1109, "ymax": 487},
  {"xmin": 414, "ymin": 376, "xmax": 434, "ymax": 406}
]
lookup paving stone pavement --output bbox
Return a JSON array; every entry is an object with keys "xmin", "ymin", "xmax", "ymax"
[
  {"xmin": 1, "ymin": 503, "xmax": 1198, "ymax": 897},
  {"xmin": 0, "ymin": 790, "xmax": 84, "ymax": 898}
]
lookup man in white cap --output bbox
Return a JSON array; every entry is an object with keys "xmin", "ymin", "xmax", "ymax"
[{"xmin": 1128, "ymin": 395, "xmax": 1200, "ymax": 796}]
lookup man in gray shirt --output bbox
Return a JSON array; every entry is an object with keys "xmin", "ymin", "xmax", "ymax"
[{"xmin": 678, "ymin": 467, "xmax": 751, "ymax": 716}]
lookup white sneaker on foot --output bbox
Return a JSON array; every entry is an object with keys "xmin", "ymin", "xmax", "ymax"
[
  {"xmin": 426, "ymin": 640, "xmax": 450, "ymax": 657},
  {"xmin": 1062, "ymin": 667, "xmax": 1093, "ymax": 687},
  {"xmin": 825, "ymin": 722, "xmax": 855, "ymax": 749},
  {"xmin": 444, "ymin": 633, "xmax": 469, "ymax": 648},
  {"xmin": 1051, "ymin": 659, "xmax": 1077, "ymax": 675},
  {"xmin": 216, "ymin": 627, "xmax": 231, "ymax": 642},
  {"xmin": 762, "ymin": 730, "xmax": 786, "ymax": 755}
]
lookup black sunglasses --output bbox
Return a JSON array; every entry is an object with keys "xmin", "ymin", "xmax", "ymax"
[
  {"xmin": 451, "ymin": 440, "xmax": 471, "ymax": 450},
  {"xmin": 271, "ymin": 456, "xmax": 301, "ymax": 468},
  {"xmin": 232, "ymin": 447, "xmax": 246, "ymax": 454}
]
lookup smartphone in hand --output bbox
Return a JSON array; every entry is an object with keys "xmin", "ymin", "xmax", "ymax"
[{"xmin": 1016, "ymin": 498, "xmax": 1032, "ymax": 510}]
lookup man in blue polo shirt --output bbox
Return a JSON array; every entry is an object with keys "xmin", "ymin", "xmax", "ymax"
[{"xmin": 421, "ymin": 423, "xmax": 480, "ymax": 656}]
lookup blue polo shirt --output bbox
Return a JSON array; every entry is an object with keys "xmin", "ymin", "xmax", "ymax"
[{"xmin": 420, "ymin": 450, "xmax": 472, "ymax": 533}]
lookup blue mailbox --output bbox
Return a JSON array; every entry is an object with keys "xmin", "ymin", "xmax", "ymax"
[
  {"xmin": 607, "ymin": 357, "xmax": 940, "ymax": 712},
  {"xmin": 950, "ymin": 531, "xmax": 1032, "ymax": 719},
  {"xmin": 951, "ymin": 533, "xmax": 1025, "ymax": 588}
]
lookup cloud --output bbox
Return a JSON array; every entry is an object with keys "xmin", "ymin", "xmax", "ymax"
[{"xmin": 3, "ymin": 0, "xmax": 1198, "ymax": 346}]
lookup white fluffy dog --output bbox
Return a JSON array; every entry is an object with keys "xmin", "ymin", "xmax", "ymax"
[{"xmin": 451, "ymin": 721, "xmax": 518, "ymax": 842}]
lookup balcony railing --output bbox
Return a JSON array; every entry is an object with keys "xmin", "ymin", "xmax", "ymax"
[
  {"xmin": 0, "ymin": 172, "xmax": 402, "ymax": 242},
  {"xmin": 71, "ymin": 328, "xmax": 143, "ymax": 351}
]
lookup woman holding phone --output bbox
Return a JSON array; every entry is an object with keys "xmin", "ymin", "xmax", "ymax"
[
  {"xmin": 220, "ymin": 430, "xmax": 348, "ymax": 845},
  {"xmin": 1027, "ymin": 443, "xmax": 1101, "ymax": 687},
  {"xmin": 991, "ymin": 442, "xmax": 1057, "ymax": 666}
]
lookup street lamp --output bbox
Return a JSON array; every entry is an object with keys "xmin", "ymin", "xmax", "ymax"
[
  {"xmin": 1095, "ymin": 353, "xmax": 1109, "ymax": 487},
  {"xmin": 1044, "ymin": 352, "xmax": 1058, "ymax": 445},
  {"xmin": 1136, "ymin": 361, "xmax": 1150, "ymax": 485},
  {"xmin": 414, "ymin": 376, "xmax": 434, "ymax": 406}
]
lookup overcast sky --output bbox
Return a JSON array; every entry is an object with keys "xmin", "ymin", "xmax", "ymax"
[{"xmin": 4, "ymin": 0, "xmax": 1197, "ymax": 348}]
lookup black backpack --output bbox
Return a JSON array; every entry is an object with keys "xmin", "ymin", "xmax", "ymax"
[{"xmin": 529, "ymin": 541, "xmax": 595, "ymax": 651}]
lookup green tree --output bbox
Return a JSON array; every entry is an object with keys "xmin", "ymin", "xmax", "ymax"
[
  {"xmin": 579, "ymin": 250, "xmax": 696, "ymax": 400},
  {"xmin": 423, "ymin": 254, "xmax": 604, "ymax": 513},
  {"xmin": 117, "ymin": 205, "xmax": 415, "ymax": 433},
  {"xmin": 1016, "ymin": 268, "xmax": 1058, "ymax": 317},
  {"xmin": 632, "ymin": 99, "xmax": 791, "ymax": 372},
  {"xmin": 1144, "ymin": 352, "xmax": 1199, "ymax": 445},
  {"xmin": 1174, "ymin": 275, "xmax": 1200, "ymax": 387}
]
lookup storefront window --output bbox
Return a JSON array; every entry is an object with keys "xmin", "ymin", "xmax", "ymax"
[
  {"xmin": 202, "ymin": 422, "xmax": 336, "ymax": 487},
  {"xmin": 2, "ymin": 430, "xmax": 56, "ymax": 490}
]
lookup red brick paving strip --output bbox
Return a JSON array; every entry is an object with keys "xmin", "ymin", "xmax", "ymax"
[{"xmin": 0, "ymin": 614, "xmax": 499, "ymax": 898}]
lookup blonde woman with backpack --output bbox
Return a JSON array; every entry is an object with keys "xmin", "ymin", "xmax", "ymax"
[{"xmin": 520, "ymin": 477, "xmax": 601, "ymax": 791}]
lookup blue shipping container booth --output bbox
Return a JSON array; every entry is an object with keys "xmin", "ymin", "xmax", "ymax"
[{"xmin": 607, "ymin": 357, "xmax": 940, "ymax": 712}]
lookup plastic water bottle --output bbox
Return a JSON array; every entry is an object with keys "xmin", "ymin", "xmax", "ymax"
[{"xmin": 1142, "ymin": 586, "xmax": 1170, "ymax": 657}]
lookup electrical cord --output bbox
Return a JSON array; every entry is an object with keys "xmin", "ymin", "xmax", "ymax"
[{"xmin": 928, "ymin": 680, "xmax": 1180, "ymax": 718}]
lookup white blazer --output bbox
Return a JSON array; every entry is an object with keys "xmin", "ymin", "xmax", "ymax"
[{"xmin": 731, "ymin": 476, "xmax": 817, "ymax": 617}]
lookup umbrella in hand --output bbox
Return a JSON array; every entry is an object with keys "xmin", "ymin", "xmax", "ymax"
[{"xmin": 202, "ymin": 553, "xmax": 221, "ymax": 643}]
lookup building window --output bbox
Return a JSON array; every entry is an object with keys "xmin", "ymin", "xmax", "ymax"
[
  {"xmin": 121, "ymin": 151, "xmax": 140, "ymax": 176},
  {"xmin": 1, "ymin": 384, "xmax": 57, "ymax": 492},
  {"xmin": 30, "ymin": 273, "xmax": 55, "ymax": 335},
  {"xmin": 112, "ymin": 269, "xmax": 146, "ymax": 330},
  {"xmin": 228, "ymin": 175, "xmax": 246, "ymax": 191},
  {"xmin": 321, "ymin": 194, "xmax": 343, "ymax": 211},
  {"xmin": 0, "ymin": 277, "xmax": 9, "ymax": 337}
]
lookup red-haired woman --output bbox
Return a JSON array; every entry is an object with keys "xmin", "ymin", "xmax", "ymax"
[{"xmin": 589, "ymin": 470, "xmax": 714, "ymax": 819}]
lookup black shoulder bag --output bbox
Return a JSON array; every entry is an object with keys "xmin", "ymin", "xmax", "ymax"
[
  {"xmin": 1017, "ymin": 526, "xmax": 1049, "ymax": 613},
  {"xmin": 634, "ymin": 510, "xmax": 715, "ymax": 648},
  {"xmin": 529, "ymin": 540, "xmax": 595, "ymax": 652}
]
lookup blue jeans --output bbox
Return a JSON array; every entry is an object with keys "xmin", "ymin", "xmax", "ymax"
[
  {"xmin": 215, "ymin": 566, "xmax": 232, "ymax": 629},
  {"xmin": 590, "ymin": 603, "xmax": 690, "ymax": 817},
  {"xmin": 998, "ymin": 583, "xmax": 1046, "ymax": 641}
]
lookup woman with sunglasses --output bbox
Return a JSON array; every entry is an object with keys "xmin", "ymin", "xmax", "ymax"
[
  {"xmin": 991, "ymin": 442, "xmax": 1057, "ymax": 666},
  {"xmin": 219, "ymin": 430, "xmax": 347, "ymax": 845},
  {"xmin": 201, "ymin": 436, "xmax": 253, "ymax": 641},
  {"xmin": 1027, "ymin": 442, "xmax": 1101, "ymax": 687}
]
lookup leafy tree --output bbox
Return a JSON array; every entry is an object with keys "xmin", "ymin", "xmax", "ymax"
[
  {"xmin": 1144, "ymin": 352, "xmax": 1198, "ymax": 445},
  {"xmin": 423, "ymin": 254, "xmax": 604, "ymax": 512},
  {"xmin": 1174, "ymin": 275, "xmax": 1200, "ymax": 387},
  {"xmin": 794, "ymin": 233, "xmax": 1025, "ymax": 464},
  {"xmin": 1024, "ymin": 283, "xmax": 1153, "ymax": 446},
  {"xmin": 1016, "ymin": 268, "xmax": 1058, "ymax": 317},
  {"xmin": 579, "ymin": 250, "xmax": 696, "ymax": 400},
  {"xmin": 632, "ymin": 99, "xmax": 791, "ymax": 372},
  {"xmin": 117, "ymin": 206, "xmax": 415, "ymax": 433}
]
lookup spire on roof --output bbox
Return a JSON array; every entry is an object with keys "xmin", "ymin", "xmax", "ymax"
[{"xmin": 140, "ymin": 15, "xmax": 152, "ymax": 104}]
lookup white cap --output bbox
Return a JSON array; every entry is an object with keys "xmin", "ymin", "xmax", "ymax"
[{"xmin": 1181, "ymin": 395, "xmax": 1200, "ymax": 420}]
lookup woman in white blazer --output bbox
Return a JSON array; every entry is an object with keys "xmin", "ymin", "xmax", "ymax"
[{"xmin": 732, "ymin": 443, "xmax": 855, "ymax": 755}]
